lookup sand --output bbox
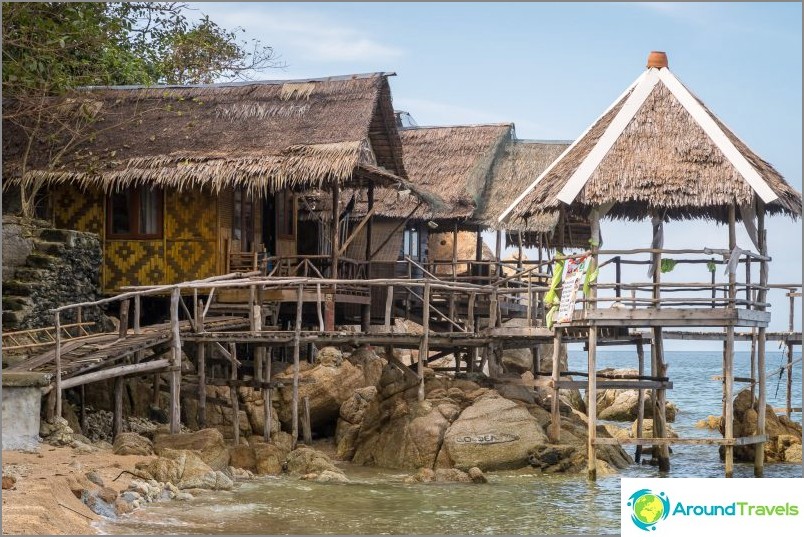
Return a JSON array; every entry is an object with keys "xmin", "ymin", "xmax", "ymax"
[{"xmin": 1, "ymin": 446, "xmax": 154, "ymax": 535}]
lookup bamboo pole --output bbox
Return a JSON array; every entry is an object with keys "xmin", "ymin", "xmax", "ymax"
[
  {"xmin": 548, "ymin": 328, "xmax": 563, "ymax": 443},
  {"xmin": 169, "ymin": 287, "xmax": 181, "ymax": 434},
  {"xmin": 55, "ymin": 311, "xmax": 62, "ymax": 418},
  {"xmin": 133, "ymin": 296, "xmax": 141, "ymax": 335},
  {"xmin": 755, "ymin": 200, "xmax": 767, "ymax": 477},
  {"xmin": 724, "ymin": 204, "xmax": 736, "ymax": 477},
  {"xmin": 586, "ymin": 209, "xmax": 600, "ymax": 481},
  {"xmin": 362, "ymin": 184, "xmax": 374, "ymax": 331},
  {"xmin": 418, "ymin": 283, "xmax": 430, "ymax": 402},
  {"xmin": 291, "ymin": 283, "xmax": 303, "ymax": 448}
]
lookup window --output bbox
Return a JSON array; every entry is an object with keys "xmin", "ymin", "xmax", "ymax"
[
  {"xmin": 107, "ymin": 187, "xmax": 162, "ymax": 238},
  {"xmin": 276, "ymin": 190, "xmax": 296, "ymax": 237},
  {"xmin": 402, "ymin": 227, "xmax": 419, "ymax": 259},
  {"xmin": 233, "ymin": 188, "xmax": 254, "ymax": 251}
]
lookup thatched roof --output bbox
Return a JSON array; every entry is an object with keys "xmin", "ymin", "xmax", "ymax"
[
  {"xmin": 500, "ymin": 61, "xmax": 802, "ymax": 225},
  {"xmin": 3, "ymin": 73, "xmax": 409, "ymax": 194},
  {"xmin": 374, "ymin": 123, "xmax": 514, "ymax": 223}
]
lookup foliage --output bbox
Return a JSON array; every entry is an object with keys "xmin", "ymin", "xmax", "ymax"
[{"xmin": 2, "ymin": 2, "xmax": 280, "ymax": 217}]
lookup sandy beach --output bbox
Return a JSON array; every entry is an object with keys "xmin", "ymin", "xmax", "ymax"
[{"xmin": 1, "ymin": 447, "xmax": 153, "ymax": 535}]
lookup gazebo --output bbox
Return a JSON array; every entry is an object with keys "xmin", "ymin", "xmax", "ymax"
[{"xmin": 499, "ymin": 51, "xmax": 802, "ymax": 479}]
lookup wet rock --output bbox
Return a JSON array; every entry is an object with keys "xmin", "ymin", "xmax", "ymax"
[
  {"xmin": 528, "ymin": 444, "xmax": 578, "ymax": 472},
  {"xmin": 595, "ymin": 369, "xmax": 677, "ymax": 422},
  {"xmin": 443, "ymin": 393, "xmax": 548, "ymax": 471},
  {"xmin": 548, "ymin": 410, "xmax": 633, "ymax": 471},
  {"xmin": 335, "ymin": 386, "xmax": 378, "ymax": 460},
  {"xmin": 631, "ymin": 419, "xmax": 678, "ymax": 439},
  {"xmin": 229, "ymin": 445, "xmax": 257, "ymax": 472},
  {"xmin": 153, "ymin": 428, "xmax": 229, "ymax": 470},
  {"xmin": 113, "ymin": 432, "xmax": 154, "ymax": 456},
  {"xmin": 315, "ymin": 470, "xmax": 350, "ymax": 483},
  {"xmin": 175, "ymin": 492, "xmax": 194, "ymax": 501},
  {"xmin": 468, "ymin": 467, "xmax": 487, "ymax": 484},
  {"xmin": 97, "ymin": 486, "xmax": 118, "ymax": 504},
  {"xmin": 285, "ymin": 447, "xmax": 342, "ymax": 477},
  {"xmin": 434, "ymin": 468, "xmax": 472, "ymax": 483},
  {"xmin": 725, "ymin": 389, "xmax": 802, "ymax": 462},
  {"xmin": 404, "ymin": 468, "xmax": 436, "ymax": 483},
  {"xmin": 134, "ymin": 449, "xmax": 233, "ymax": 490},
  {"xmin": 696, "ymin": 415, "xmax": 721, "ymax": 430},
  {"xmin": 253, "ymin": 443, "xmax": 286, "ymax": 475}
]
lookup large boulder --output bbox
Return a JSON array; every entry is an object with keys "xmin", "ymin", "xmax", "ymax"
[
  {"xmin": 237, "ymin": 387, "xmax": 281, "ymax": 438},
  {"xmin": 442, "ymin": 393, "xmax": 548, "ymax": 471},
  {"xmin": 275, "ymin": 352, "xmax": 373, "ymax": 430},
  {"xmin": 229, "ymin": 445, "xmax": 257, "ymax": 472},
  {"xmin": 112, "ymin": 432, "xmax": 154, "ymax": 455},
  {"xmin": 253, "ymin": 443, "xmax": 287, "ymax": 475},
  {"xmin": 134, "ymin": 448, "xmax": 233, "ymax": 490},
  {"xmin": 723, "ymin": 389, "xmax": 802, "ymax": 463},
  {"xmin": 153, "ymin": 428, "xmax": 229, "ymax": 470},
  {"xmin": 285, "ymin": 447, "xmax": 346, "ymax": 481},
  {"xmin": 335, "ymin": 386, "xmax": 377, "ymax": 460},
  {"xmin": 595, "ymin": 369, "xmax": 677, "ymax": 422}
]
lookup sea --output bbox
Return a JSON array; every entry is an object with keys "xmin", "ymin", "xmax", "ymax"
[{"xmin": 98, "ymin": 350, "xmax": 803, "ymax": 535}]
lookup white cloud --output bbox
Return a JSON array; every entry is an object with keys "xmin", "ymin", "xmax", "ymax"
[{"xmin": 192, "ymin": 5, "xmax": 403, "ymax": 64}]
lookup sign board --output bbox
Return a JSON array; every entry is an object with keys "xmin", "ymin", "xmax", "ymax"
[{"xmin": 556, "ymin": 256, "xmax": 589, "ymax": 324}]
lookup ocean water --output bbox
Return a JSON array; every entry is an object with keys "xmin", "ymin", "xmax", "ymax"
[{"xmin": 99, "ymin": 350, "xmax": 803, "ymax": 535}]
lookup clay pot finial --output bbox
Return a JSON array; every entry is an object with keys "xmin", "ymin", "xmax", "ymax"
[{"xmin": 646, "ymin": 51, "xmax": 668, "ymax": 69}]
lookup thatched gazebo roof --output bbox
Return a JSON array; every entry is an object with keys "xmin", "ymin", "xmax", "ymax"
[
  {"xmin": 499, "ymin": 53, "xmax": 802, "ymax": 226},
  {"xmin": 3, "ymin": 73, "xmax": 409, "ymax": 195}
]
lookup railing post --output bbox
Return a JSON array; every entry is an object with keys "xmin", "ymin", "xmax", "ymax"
[
  {"xmin": 133, "ymin": 295, "xmax": 141, "ymax": 335},
  {"xmin": 118, "ymin": 299, "xmax": 130, "ymax": 339},
  {"xmin": 55, "ymin": 311, "xmax": 62, "ymax": 419}
]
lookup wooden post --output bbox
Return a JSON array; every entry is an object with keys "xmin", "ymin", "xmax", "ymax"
[
  {"xmin": 291, "ymin": 284, "xmax": 303, "ymax": 448},
  {"xmin": 133, "ymin": 295, "xmax": 141, "ymax": 335},
  {"xmin": 635, "ymin": 338, "xmax": 646, "ymax": 463},
  {"xmin": 786, "ymin": 293, "xmax": 795, "ymax": 417},
  {"xmin": 264, "ymin": 349, "xmax": 272, "ymax": 442},
  {"xmin": 118, "ymin": 299, "xmax": 130, "ymax": 339},
  {"xmin": 495, "ymin": 229, "xmax": 503, "ymax": 279},
  {"xmin": 755, "ymin": 199, "xmax": 767, "ymax": 477},
  {"xmin": 302, "ymin": 396, "xmax": 313, "ymax": 445},
  {"xmin": 229, "ymin": 343, "xmax": 240, "ymax": 445},
  {"xmin": 114, "ymin": 375, "xmax": 124, "ymax": 439},
  {"xmin": 650, "ymin": 214, "xmax": 670, "ymax": 472},
  {"xmin": 169, "ymin": 287, "xmax": 181, "ymax": 434},
  {"xmin": 548, "ymin": 328, "xmax": 563, "ymax": 443},
  {"xmin": 467, "ymin": 292, "xmax": 477, "ymax": 372},
  {"xmin": 80, "ymin": 385, "xmax": 87, "ymax": 433},
  {"xmin": 55, "ymin": 311, "xmax": 62, "ymax": 418},
  {"xmin": 474, "ymin": 225, "xmax": 483, "ymax": 283},
  {"xmin": 418, "ymin": 283, "xmax": 430, "ymax": 402},
  {"xmin": 487, "ymin": 288, "xmax": 500, "ymax": 377},
  {"xmin": 452, "ymin": 222, "xmax": 459, "ymax": 279},
  {"xmin": 362, "ymin": 184, "xmax": 374, "ymax": 331},
  {"xmin": 384, "ymin": 285, "xmax": 394, "ymax": 330},
  {"xmin": 587, "ymin": 325, "xmax": 598, "ymax": 481},
  {"xmin": 331, "ymin": 184, "xmax": 340, "ymax": 280},
  {"xmin": 197, "ymin": 299, "xmax": 206, "ymax": 428},
  {"xmin": 724, "ymin": 204, "xmax": 737, "ymax": 477}
]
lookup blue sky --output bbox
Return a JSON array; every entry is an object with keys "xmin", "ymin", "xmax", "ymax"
[{"xmin": 191, "ymin": 2, "xmax": 802, "ymax": 344}]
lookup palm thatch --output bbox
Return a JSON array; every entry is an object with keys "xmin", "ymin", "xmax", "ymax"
[
  {"xmin": 3, "ymin": 73, "xmax": 408, "ymax": 195},
  {"xmin": 503, "ymin": 69, "xmax": 802, "ymax": 224}
]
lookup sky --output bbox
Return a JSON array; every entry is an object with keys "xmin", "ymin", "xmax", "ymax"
[{"xmin": 189, "ymin": 2, "xmax": 802, "ymax": 347}]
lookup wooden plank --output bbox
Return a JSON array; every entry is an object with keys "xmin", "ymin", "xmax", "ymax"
[
  {"xmin": 595, "ymin": 435, "xmax": 768, "ymax": 447},
  {"xmin": 60, "ymin": 358, "xmax": 171, "ymax": 389},
  {"xmin": 555, "ymin": 380, "xmax": 672, "ymax": 390}
]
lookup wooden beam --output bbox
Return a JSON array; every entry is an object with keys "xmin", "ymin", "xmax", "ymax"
[
  {"xmin": 339, "ymin": 205, "xmax": 376, "ymax": 257},
  {"xmin": 60, "ymin": 358, "xmax": 171, "ymax": 390}
]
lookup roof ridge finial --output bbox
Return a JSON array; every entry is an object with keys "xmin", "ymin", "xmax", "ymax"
[{"xmin": 647, "ymin": 51, "xmax": 668, "ymax": 69}]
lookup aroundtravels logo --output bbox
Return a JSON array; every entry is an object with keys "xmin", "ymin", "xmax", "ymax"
[{"xmin": 627, "ymin": 489, "xmax": 670, "ymax": 531}]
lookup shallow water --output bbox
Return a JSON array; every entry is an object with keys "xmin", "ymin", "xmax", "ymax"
[{"xmin": 99, "ymin": 350, "xmax": 803, "ymax": 535}]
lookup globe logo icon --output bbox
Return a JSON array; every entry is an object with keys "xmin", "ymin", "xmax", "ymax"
[{"xmin": 627, "ymin": 489, "xmax": 670, "ymax": 531}]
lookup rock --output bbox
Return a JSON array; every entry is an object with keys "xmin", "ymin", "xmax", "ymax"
[
  {"xmin": 725, "ymin": 389, "xmax": 802, "ymax": 462},
  {"xmin": 595, "ymin": 370, "xmax": 677, "ymax": 422},
  {"xmin": 175, "ymin": 492, "xmax": 194, "ymax": 501},
  {"xmin": 115, "ymin": 497, "xmax": 135, "ymax": 514},
  {"xmin": 229, "ymin": 445, "xmax": 257, "ymax": 472},
  {"xmin": 315, "ymin": 346, "xmax": 343, "ymax": 366},
  {"xmin": 404, "ymin": 468, "xmax": 436, "ymax": 483},
  {"xmin": 134, "ymin": 448, "xmax": 233, "ymax": 491},
  {"xmin": 85, "ymin": 470, "xmax": 104, "ymax": 487},
  {"xmin": 285, "ymin": 447, "xmax": 345, "ymax": 481},
  {"xmin": 345, "ymin": 347, "xmax": 386, "ymax": 386},
  {"xmin": 72, "ymin": 439, "xmax": 98, "ymax": 454},
  {"xmin": 275, "ymin": 358, "xmax": 370, "ymax": 431},
  {"xmin": 113, "ymin": 432, "xmax": 154, "ymax": 456},
  {"xmin": 253, "ymin": 443, "xmax": 286, "ymax": 475},
  {"xmin": 443, "ymin": 393, "xmax": 548, "ymax": 471},
  {"xmin": 631, "ymin": 419, "xmax": 678, "ymax": 439},
  {"xmin": 335, "ymin": 386, "xmax": 378, "ymax": 460},
  {"xmin": 230, "ymin": 467, "xmax": 254, "ymax": 480},
  {"xmin": 315, "ymin": 470, "xmax": 350, "ymax": 483},
  {"xmin": 153, "ymin": 429, "xmax": 229, "ymax": 471},
  {"xmin": 2, "ymin": 475, "xmax": 16, "ymax": 490},
  {"xmin": 501, "ymin": 349, "xmax": 532, "ymax": 374},
  {"xmin": 271, "ymin": 431, "xmax": 294, "ymax": 454},
  {"xmin": 695, "ymin": 415, "xmax": 721, "ymax": 430},
  {"xmin": 242, "ymin": 398, "xmax": 280, "ymax": 438},
  {"xmin": 528, "ymin": 444, "xmax": 578, "ymax": 472},
  {"xmin": 97, "ymin": 486, "xmax": 118, "ymax": 504},
  {"xmin": 468, "ymin": 467, "xmax": 487, "ymax": 484},
  {"xmin": 434, "ymin": 468, "xmax": 472, "ymax": 483},
  {"xmin": 94, "ymin": 440, "xmax": 114, "ymax": 451},
  {"xmin": 39, "ymin": 417, "xmax": 74, "ymax": 446},
  {"xmin": 121, "ymin": 490, "xmax": 143, "ymax": 503},
  {"xmin": 603, "ymin": 424, "xmax": 632, "ymax": 443}
]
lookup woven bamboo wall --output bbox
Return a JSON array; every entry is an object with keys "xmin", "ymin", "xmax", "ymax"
[{"xmin": 165, "ymin": 189, "xmax": 218, "ymax": 283}]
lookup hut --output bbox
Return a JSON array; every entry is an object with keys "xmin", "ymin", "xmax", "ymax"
[
  {"xmin": 499, "ymin": 51, "xmax": 802, "ymax": 479},
  {"xmin": 2, "ymin": 73, "xmax": 410, "ymax": 296}
]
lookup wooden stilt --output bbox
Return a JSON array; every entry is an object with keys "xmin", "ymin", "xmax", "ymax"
[
  {"xmin": 118, "ymin": 299, "xmax": 130, "ymax": 339},
  {"xmin": 291, "ymin": 284, "xmax": 303, "ymax": 448},
  {"xmin": 755, "ymin": 200, "xmax": 767, "ymax": 477},
  {"xmin": 196, "ymin": 299, "xmax": 206, "ymax": 428},
  {"xmin": 80, "ymin": 384, "xmax": 87, "ymax": 433},
  {"xmin": 229, "ymin": 343, "xmax": 240, "ymax": 445},
  {"xmin": 169, "ymin": 287, "xmax": 181, "ymax": 434},
  {"xmin": 587, "ymin": 325, "xmax": 598, "ymax": 481},
  {"xmin": 302, "ymin": 396, "xmax": 313, "ymax": 445},
  {"xmin": 54, "ymin": 311, "xmax": 62, "ymax": 419},
  {"xmin": 264, "ymin": 348, "xmax": 272, "ymax": 442},
  {"xmin": 361, "ymin": 184, "xmax": 374, "ymax": 331},
  {"xmin": 724, "ymin": 204, "xmax": 737, "ymax": 477},
  {"xmin": 384, "ymin": 285, "xmax": 394, "ymax": 330},
  {"xmin": 114, "ymin": 375, "xmax": 124, "ymax": 439},
  {"xmin": 635, "ymin": 338, "xmax": 646, "ymax": 463},
  {"xmin": 650, "ymin": 215, "xmax": 671, "ymax": 472},
  {"xmin": 548, "ymin": 328, "xmax": 563, "ymax": 443},
  {"xmin": 418, "ymin": 283, "xmax": 430, "ymax": 402}
]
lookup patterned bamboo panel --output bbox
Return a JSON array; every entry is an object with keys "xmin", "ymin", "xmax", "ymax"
[
  {"xmin": 166, "ymin": 240, "xmax": 217, "ymax": 282},
  {"xmin": 104, "ymin": 240, "xmax": 165, "ymax": 291},
  {"xmin": 52, "ymin": 186, "xmax": 104, "ymax": 234},
  {"xmin": 166, "ymin": 190, "xmax": 216, "ymax": 241}
]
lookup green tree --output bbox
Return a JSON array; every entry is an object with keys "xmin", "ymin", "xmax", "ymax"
[{"xmin": 2, "ymin": 2, "xmax": 280, "ymax": 217}]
